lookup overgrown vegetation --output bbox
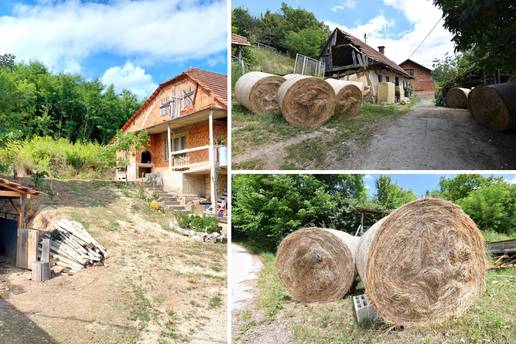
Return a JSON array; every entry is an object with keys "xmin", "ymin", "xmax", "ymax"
[
  {"xmin": 175, "ymin": 212, "xmax": 222, "ymax": 234},
  {"xmin": 0, "ymin": 55, "xmax": 140, "ymax": 144},
  {"xmin": 232, "ymin": 3, "xmax": 330, "ymax": 58},
  {"xmin": 233, "ymin": 174, "xmax": 515, "ymax": 251}
]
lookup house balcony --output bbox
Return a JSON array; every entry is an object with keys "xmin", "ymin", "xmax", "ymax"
[{"xmin": 170, "ymin": 145, "xmax": 227, "ymax": 173}]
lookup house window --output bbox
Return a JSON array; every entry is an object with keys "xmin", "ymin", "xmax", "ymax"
[
  {"xmin": 182, "ymin": 86, "xmax": 195, "ymax": 109},
  {"xmin": 170, "ymin": 91, "xmax": 181, "ymax": 118},
  {"xmin": 395, "ymin": 77, "xmax": 399, "ymax": 86},
  {"xmin": 378, "ymin": 74, "xmax": 383, "ymax": 82},
  {"xmin": 159, "ymin": 97, "xmax": 170, "ymax": 116},
  {"xmin": 386, "ymin": 76, "xmax": 390, "ymax": 82},
  {"xmin": 407, "ymin": 68, "xmax": 414, "ymax": 76}
]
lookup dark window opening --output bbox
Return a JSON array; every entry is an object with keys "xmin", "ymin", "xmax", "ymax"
[
  {"xmin": 386, "ymin": 76, "xmax": 390, "ymax": 82},
  {"xmin": 141, "ymin": 151, "xmax": 151, "ymax": 164},
  {"xmin": 378, "ymin": 74, "xmax": 383, "ymax": 82}
]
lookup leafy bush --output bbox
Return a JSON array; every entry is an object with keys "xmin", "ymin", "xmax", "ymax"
[
  {"xmin": 175, "ymin": 212, "xmax": 191, "ymax": 229},
  {"xmin": 175, "ymin": 212, "xmax": 221, "ymax": 234},
  {"xmin": 457, "ymin": 182, "xmax": 515, "ymax": 235},
  {"xmin": 0, "ymin": 136, "xmax": 115, "ymax": 178}
]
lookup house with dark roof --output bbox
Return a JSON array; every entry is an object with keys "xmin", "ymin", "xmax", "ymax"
[
  {"xmin": 320, "ymin": 28, "xmax": 413, "ymax": 101},
  {"xmin": 115, "ymin": 68, "xmax": 227, "ymax": 207},
  {"xmin": 399, "ymin": 59, "xmax": 435, "ymax": 94}
]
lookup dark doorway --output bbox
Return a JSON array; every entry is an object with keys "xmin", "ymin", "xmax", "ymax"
[
  {"xmin": 0, "ymin": 218, "xmax": 17, "ymax": 264},
  {"xmin": 141, "ymin": 151, "xmax": 152, "ymax": 163}
]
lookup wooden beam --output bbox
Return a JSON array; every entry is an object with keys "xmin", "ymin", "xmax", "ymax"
[
  {"xmin": 0, "ymin": 190, "xmax": 22, "ymax": 197},
  {"xmin": 167, "ymin": 124, "xmax": 172, "ymax": 171}
]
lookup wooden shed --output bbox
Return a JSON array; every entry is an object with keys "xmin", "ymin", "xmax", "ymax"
[{"xmin": 0, "ymin": 178, "xmax": 42, "ymax": 269}]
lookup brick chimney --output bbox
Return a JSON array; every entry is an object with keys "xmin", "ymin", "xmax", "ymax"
[{"xmin": 378, "ymin": 46, "xmax": 385, "ymax": 55}]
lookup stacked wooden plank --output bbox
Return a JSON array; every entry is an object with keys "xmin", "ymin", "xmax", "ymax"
[{"xmin": 38, "ymin": 219, "xmax": 107, "ymax": 273}]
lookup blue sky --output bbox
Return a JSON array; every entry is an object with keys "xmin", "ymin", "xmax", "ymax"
[
  {"xmin": 364, "ymin": 174, "xmax": 516, "ymax": 198},
  {"xmin": 0, "ymin": 0, "xmax": 227, "ymax": 99},
  {"xmin": 233, "ymin": 0, "xmax": 455, "ymax": 68}
]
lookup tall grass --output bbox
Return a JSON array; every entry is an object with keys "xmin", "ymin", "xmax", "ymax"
[{"xmin": 0, "ymin": 136, "xmax": 115, "ymax": 178}]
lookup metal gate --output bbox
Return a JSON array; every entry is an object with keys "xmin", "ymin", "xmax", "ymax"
[{"xmin": 294, "ymin": 54, "xmax": 326, "ymax": 78}]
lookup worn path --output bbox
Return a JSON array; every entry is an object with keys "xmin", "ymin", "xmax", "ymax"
[
  {"xmin": 350, "ymin": 98, "xmax": 516, "ymax": 169},
  {"xmin": 231, "ymin": 243, "xmax": 262, "ymax": 311}
]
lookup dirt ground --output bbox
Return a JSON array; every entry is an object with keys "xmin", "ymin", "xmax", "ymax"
[
  {"xmin": 0, "ymin": 179, "xmax": 226, "ymax": 344},
  {"xmin": 233, "ymin": 97, "xmax": 516, "ymax": 170}
]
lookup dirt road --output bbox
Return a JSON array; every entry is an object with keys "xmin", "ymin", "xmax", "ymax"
[
  {"xmin": 230, "ymin": 244, "xmax": 262, "ymax": 311},
  {"xmin": 349, "ymin": 98, "xmax": 516, "ymax": 170}
]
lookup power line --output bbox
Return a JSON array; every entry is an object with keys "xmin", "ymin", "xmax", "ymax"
[{"xmin": 406, "ymin": 17, "xmax": 442, "ymax": 60}]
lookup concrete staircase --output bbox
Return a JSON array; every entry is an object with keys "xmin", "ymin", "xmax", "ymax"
[{"xmin": 145, "ymin": 185, "xmax": 187, "ymax": 211}]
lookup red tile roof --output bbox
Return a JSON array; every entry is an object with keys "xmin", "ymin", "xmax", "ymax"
[
  {"xmin": 231, "ymin": 33, "xmax": 250, "ymax": 46},
  {"xmin": 0, "ymin": 178, "xmax": 43, "ymax": 196},
  {"xmin": 115, "ymin": 68, "xmax": 227, "ymax": 137},
  {"xmin": 399, "ymin": 59, "xmax": 433, "ymax": 73},
  {"xmin": 326, "ymin": 28, "xmax": 412, "ymax": 78}
]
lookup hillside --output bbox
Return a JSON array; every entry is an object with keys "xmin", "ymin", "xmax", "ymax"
[{"xmin": 0, "ymin": 179, "xmax": 226, "ymax": 344}]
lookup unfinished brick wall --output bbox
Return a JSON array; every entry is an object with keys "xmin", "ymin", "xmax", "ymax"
[
  {"xmin": 400, "ymin": 61, "xmax": 435, "ymax": 93},
  {"xmin": 187, "ymin": 120, "xmax": 227, "ymax": 164}
]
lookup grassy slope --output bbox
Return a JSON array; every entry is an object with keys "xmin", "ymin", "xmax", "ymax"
[
  {"xmin": 235, "ymin": 246, "xmax": 515, "ymax": 344},
  {"xmin": 3, "ymin": 179, "xmax": 226, "ymax": 344},
  {"xmin": 232, "ymin": 99, "xmax": 417, "ymax": 170}
]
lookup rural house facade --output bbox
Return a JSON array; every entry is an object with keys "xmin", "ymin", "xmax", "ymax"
[
  {"xmin": 115, "ymin": 68, "xmax": 227, "ymax": 207},
  {"xmin": 399, "ymin": 59, "xmax": 435, "ymax": 94},
  {"xmin": 319, "ymin": 28, "xmax": 412, "ymax": 101}
]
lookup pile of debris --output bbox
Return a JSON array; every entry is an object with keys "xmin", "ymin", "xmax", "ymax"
[
  {"xmin": 39, "ymin": 219, "xmax": 107, "ymax": 273},
  {"xmin": 173, "ymin": 225, "xmax": 227, "ymax": 244}
]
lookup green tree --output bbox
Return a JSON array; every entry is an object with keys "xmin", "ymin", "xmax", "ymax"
[
  {"xmin": 438, "ymin": 174, "xmax": 503, "ymax": 202},
  {"xmin": 457, "ymin": 181, "xmax": 516, "ymax": 235},
  {"xmin": 375, "ymin": 176, "xmax": 417, "ymax": 209},
  {"xmin": 434, "ymin": 0, "xmax": 516, "ymax": 76},
  {"xmin": 282, "ymin": 28, "xmax": 327, "ymax": 58},
  {"xmin": 232, "ymin": 7, "xmax": 257, "ymax": 38}
]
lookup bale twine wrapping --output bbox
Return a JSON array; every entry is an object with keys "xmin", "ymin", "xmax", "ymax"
[
  {"xmin": 325, "ymin": 79, "xmax": 364, "ymax": 117},
  {"xmin": 356, "ymin": 198, "xmax": 485, "ymax": 326},
  {"xmin": 446, "ymin": 87, "xmax": 470, "ymax": 108},
  {"xmin": 277, "ymin": 75, "xmax": 336, "ymax": 127},
  {"xmin": 467, "ymin": 82, "xmax": 516, "ymax": 131},
  {"xmin": 276, "ymin": 227, "xmax": 359, "ymax": 302},
  {"xmin": 235, "ymin": 72, "xmax": 286, "ymax": 113}
]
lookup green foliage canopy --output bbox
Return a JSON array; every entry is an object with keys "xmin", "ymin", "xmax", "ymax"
[
  {"xmin": 375, "ymin": 175, "xmax": 417, "ymax": 210},
  {"xmin": 434, "ymin": 0, "xmax": 516, "ymax": 76},
  {"xmin": 0, "ymin": 58, "xmax": 141, "ymax": 145},
  {"xmin": 232, "ymin": 3, "xmax": 330, "ymax": 58}
]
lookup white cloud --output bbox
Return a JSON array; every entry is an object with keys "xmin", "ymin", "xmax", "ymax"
[
  {"xmin": 509, "ymin": 177, "xmax": 516, "ymax": 185},
  {"xmin": 331, "ymin": 0, "xmax": 356, "ymax": 11},
  {"xmin": 0, "ymin": 0, "xmax": 227, "ymax": 72},
  {"xmin": 325, "ymin": 0, "xmax": 455, "ymax": 68},
  {"xmin": 206, "ymin": 54, "xmax": 226, "ymax": 67},
  {"xmin": 101, "ymin": 61, "xmax": 157, "ymax": 99}
]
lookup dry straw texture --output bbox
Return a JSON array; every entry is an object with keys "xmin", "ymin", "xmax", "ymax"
[
  {"xmin": 235, "ymin": 72, "xmax": 286, "ymax": 113},
  {"xmin": 446, "ymin": 87, "xmax": 470, "ymax": 108},
  {"xmin": 468, "ymin": 82, "xmax": 516, "ymax": 131},
  {"xmin": 356, "ymin": 198, "xmax": 485, "ymax": 326},
  {"xmin": 325, "ymin": 78, "xmax": 364, "ymax": 117},
  {"xmin": 277, "ymin": 74, "xmax": 336, "ymax": 127},
  {"xmin": 276, "ymin": 227, "xmax": 359, "ymax": 302}
]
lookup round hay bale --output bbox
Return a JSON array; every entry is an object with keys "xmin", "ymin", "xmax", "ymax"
[
  {"xmin": 446, "ymin": 87, "xmax": 470, "ymax": 108},
  {"xmin": 276, "ymin": 227, "xmax": 359, "ymax": 302},
  {"xmin": 467, "ymin": 82, "xmax": 516, "ymax": 131},
  {"xmin": 235, "ymin": 72, "xmax": 286, "ymax": 113},
  {"xmin": 325, "ymin": 79, "xmax": 364, "ymax": 117},
  {"xmin": 356, "ymin": 198, "xmax": 485, "ymax": 326},
  {"xmin": 277, "ymin": 75, "xmax": 336, "ymax": 127}
]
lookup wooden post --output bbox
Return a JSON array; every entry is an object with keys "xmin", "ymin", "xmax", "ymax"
[
  {"xmin": 208, "ymin": 110, "xmax": 217, "ymax": 208},
  {"xmin": 32, "ymin": 261, "xmax": 50, "ymax": 282},
  {"xmin": 167, "ymin": 124, "xmax": 172, "ymax": 171},
  {"xmin": 41, "ymin": 238, "xmax": 50, "ymax": 263}
]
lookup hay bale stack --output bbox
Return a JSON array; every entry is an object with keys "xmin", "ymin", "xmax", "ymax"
[
  {"xmin": 356, "ymin": 198, "xmax": 485, "ymax": 326},
  {"xmin": 446, "ymin": 87, "xmax": 470, "ymax": 108},
  {"xmin": 277, "ymin": 75, "xmax": 336, "ymax": 127},
  {"xmin": 276, "ymin": 227, "xmax": 359, "ymax": 302},
  {"xmin": 235, "ymin": 72, "xmax": 286, "ymax": 113},
  {"xmin": 467, "ymin": 82, "xmax": 516, "ymax": 130},
  {"xmin": 325, "ymin": 79, "xmax": 364, "ymax": 117}
]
